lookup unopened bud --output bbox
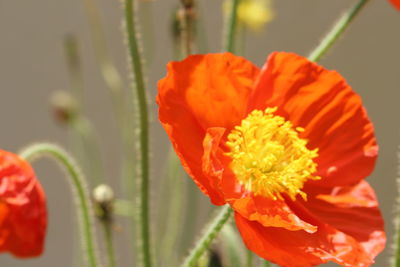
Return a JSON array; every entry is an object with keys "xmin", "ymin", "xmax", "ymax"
[
  {"xmin": 50, "ymin": 90, "xmax": 78, "ymax": 124},
  {"xmin": 181, "ymin": 0, "xmax": 194, "ymax": 9},
  {"xmin": 171, "ymin": 8, "xmax": 181, "ymax": 42},
  {"xmin": 93, "ymin": 184, "xmax": 114, "ymax": 222}
]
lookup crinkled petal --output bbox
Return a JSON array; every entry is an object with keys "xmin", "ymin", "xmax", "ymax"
[
  {"xmin": 235, "ymin": 211, "xmax": 373, "ymax": 267},
  {"xmin": 201, "ymin": 127, "xmax": 227, "ymax": 203},
  {"xmin": 157, "ymin": 53, "xmax": 259, "ymax": 204},
  {"xmin": 248, "ymin": 52, "xmax": 377, "ymax": 188},
  {"xmin": 304, "ymin": 181, "xmax": 385, "ymax": 261},
  {"xmin": 230, "ymin": 195, "xmax": 317, "ymax": 233},
  {"xmin": 0, "ymin": 150, "xmax": 47, "ymax": 257}
]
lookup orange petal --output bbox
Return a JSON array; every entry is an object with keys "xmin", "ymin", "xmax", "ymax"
[
  {"xmin": 158, "ymin": 53, "xmax": 259, "ymax": 131},
  {"xmin": 157, "ymin": 53, "xmax": 259, "ymax": 204},
  {"xmin": 201, "ymin": 127, "xmax": 227, "ymax": 203},
  {"xmin": 235, "ymin": 211, "xmax": 374, "ymax": 267},
  {"xmin": 249, "ymin": 52, "xmax": 377, "ymax": 187},
  {"xmin": 303, "ymin": 181, "xmax": 385, "ymax": 260},
  {"xmin": 390, "ymin": 0, "xmax": 400, "ymax": 10},
  {"xmin": 0, "ymin": 202, "xmax": 10, "ymax": 247},
  {"xmin": 230, "ymin": 195, "xmax": 317, "ymax": 233},
  {"xmin": 0, "ymin": 150, "xmax": 47, "ymax": 257}
]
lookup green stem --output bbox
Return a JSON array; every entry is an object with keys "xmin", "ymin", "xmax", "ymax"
[
  {"xmin": 64, "ymin": 35, "xmax": 84, "ymax": 103},
  {"xmin": 63, "ymin": 36, "xmax": 105, "ymax": 185},
  {"xmin": 181, "ymin": 205, "xmax": 233, "ymax": 267},
  {"xmin": 264, "ymin": 260, "xmax": 271, "ymax": 267},
  {"xmin": 223, "ymin": 0, "xmax": 240, "ymax": 53},
  {"xmin": 102, "ymin": 221, "xmax": 117, "ymax": 267},
  {"xmin": 72, "ymin": 116, "xmax": 105, "ymax": 185},
  {"xmin": 307, "ymin": 0, "xmax": 370, "ymax": 62},
  {"xmin": 81, "ymin": 0, "xmax": 124, "ymax": 101},
  {"xmin": 246, "ymin": 250, "xmax": 253, "ymax": 267},
  {"xmin": 158, "ymin": 151, "xmax": 185, "ymax": 266},
  {"xmin": 181, "ymin": 179, "xmax": 200, "ymax": 255},
  {"xmin": 179, "ymin": 0, "xmax": 194, "ymax": 57},
  {"xmin": 81, "ymin": 0, "xmax": 131, "ymax": 153},
  {"xmin": 19, "ymin": 143, "xmax": 100, "ymax": 267},
  {"xmin": 81, "ymin": 0, "xmax": 136, "ymax": 200},
  {"xmin": 394, "ymin": 147, "xmax": 400, "ymax": 267},
  {"xmin": 123, "ymin": 0, "xmax": 151, "ymax": 266},
  {"xmin": 220, "ymin": 224, "xmax": 244, "ymax": 267}
]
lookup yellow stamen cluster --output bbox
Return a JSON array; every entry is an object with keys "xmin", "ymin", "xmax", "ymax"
[{"xmin": 225, "ymin": 108, "xmax": 320, "ymax": 201}]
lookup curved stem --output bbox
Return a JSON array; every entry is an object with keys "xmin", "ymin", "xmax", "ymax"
[
  {"xmin": 181, "ymin": 205, "xmax": 233, "ymax": 267},
  {"xmin": 223, "ymin": 0, "xmax": 240, "ymax": 53},
  {"xmin": 308, "ymin": 0, "xmax": 370, "ymax": 62},
  {"xmin": 19, "ymin": 143, "xmax": 100, "ymax": 267},
  {"xmin": 123, "ymin": 0, "xmax": 152, "ymax": 266},
  {"xmin": 63, "ymin": 36, "xmax": 105, "ymax": 185}
]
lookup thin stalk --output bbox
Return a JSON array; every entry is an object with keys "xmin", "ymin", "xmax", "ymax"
[
  {"xmin": 63, "ymin": 35, "xmax": 106, "ymax": 186},
  {"xmin": 246, "ymin": 250, "xmax": 253, "ymax": 267},
  {"xmin": 102, "ymin": 221, "xmax": 117, "ymax": 267},
  {"xmin": 19, "ymin": 143, "xmax": 100, "ymax": 267},
  {"xmin": 264, "ymin": 260, "xmax": 271, "ymax": 267},
  {"xmin": 181, "ymin": 205, "xmax": 233, "ymax": 267},
  {"xmin": 64, "ymin": 35, "xmax": 84, "ymax": 102},
  {"xmin": 307, "ymin": 0, "xmax": 371, "ymax": 62},
  {"xmin": 179, "ymin": 0, "xmax": 194, "ymax": 57},
  {"xmin": 158, "ymin": 152, "xmax": 185, "ymax": 266},
  {"xmin": 81, "ymin": 0, "xmax": 125, "ymax": 112},
  {"xmin": 80, "ymin": 0, "xmax": 136, "ymax": 202},
  {"xmin": 123, "ymin": 0, "xmax": 151, "ymax": 266},
  {"xmin": 220, "ymin": 224, "xmax": 244, "ymax": 267},
  {"xmin": 393, "ymin": 147, "xmax": 400, "ymax": 267},
  {"xmin": 181, "ymin": 179, "xmax": 200, "ymax": 256},
  {"xmin": 71, "ymin": 116, "xmax": 105, "ymax": 185},
  {"xmin": 63, "ymin": 35, "xmax": 92, "ymax": 267},
  {"xmin": 196, "ymin": 5, "xmax": 209, "ymax": 54},
  {"xmin": 223, "ymin": 0, "xmax": 240, "ymax": 53}
]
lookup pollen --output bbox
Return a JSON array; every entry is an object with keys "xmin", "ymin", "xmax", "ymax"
[{"xmin": 225, "ymin": 107, "xmax": 320, "ymax": 201}]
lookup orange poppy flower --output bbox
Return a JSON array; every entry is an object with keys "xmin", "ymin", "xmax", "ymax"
[
  {"xmin": 157, "ymin": 52, "xmax": 385, "ymax": 266},
  {"xmin": 390, "ymin": 0, "xmax": 400, "ymax": 10},
  {"xmin": 0, "ymin": 149, "xmax": 47, "ymax": 257}
]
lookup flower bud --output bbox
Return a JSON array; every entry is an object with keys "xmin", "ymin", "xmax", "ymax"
[
  {"xmin": 50, "ymin": 90, "xmax": 78, "ymax": 124},
  {"xmin": 92, "ymin": 184, "xmax": 114, "ymax": 222}
]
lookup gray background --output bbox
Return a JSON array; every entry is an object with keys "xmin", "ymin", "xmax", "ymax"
[{"xmin": 0, "ymin": 0, "xmax": 399, "ymax": 266}]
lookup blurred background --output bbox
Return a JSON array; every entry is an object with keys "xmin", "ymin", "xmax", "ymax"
[{"xmin": 0, "ymin": 0, "xmax": 399, "ymax": 266}]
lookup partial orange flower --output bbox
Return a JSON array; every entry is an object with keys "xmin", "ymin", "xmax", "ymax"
[
  {"xmin": 157, "ymin": 52, "xmax": 385, "ymax": 266},
  {"xmin": 390, "ymin": 0, "xmax": 400, "ymax": 10},
  {"xmin": 0, "ymin": 149, "xmax": 47, "ymax": 257}
]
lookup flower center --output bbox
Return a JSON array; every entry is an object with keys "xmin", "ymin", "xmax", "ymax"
[{"xmin": 225, "ymin": 107, "xmax": 320, "ymax": 201}]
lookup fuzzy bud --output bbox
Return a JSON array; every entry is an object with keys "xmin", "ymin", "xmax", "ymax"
[
  {"xmin": 50, "ymin": 90, "xmax": 78, "ymax": 124},
  {"xmin": 92, "ymin": 184, "xmax": 114, "ymax": 222}
]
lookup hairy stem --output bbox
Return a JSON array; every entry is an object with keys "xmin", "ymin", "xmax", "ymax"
[
  {"xmin": 181, "ymin": 205, "xmax": 233, "ymax": 267},
  {"xmin": 123, "ymin": 0, "xmax": 151, "ymax": 266},
  {"xmin": 20, "ymin": 143, "xmax": 100, "ymax": 267}
]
